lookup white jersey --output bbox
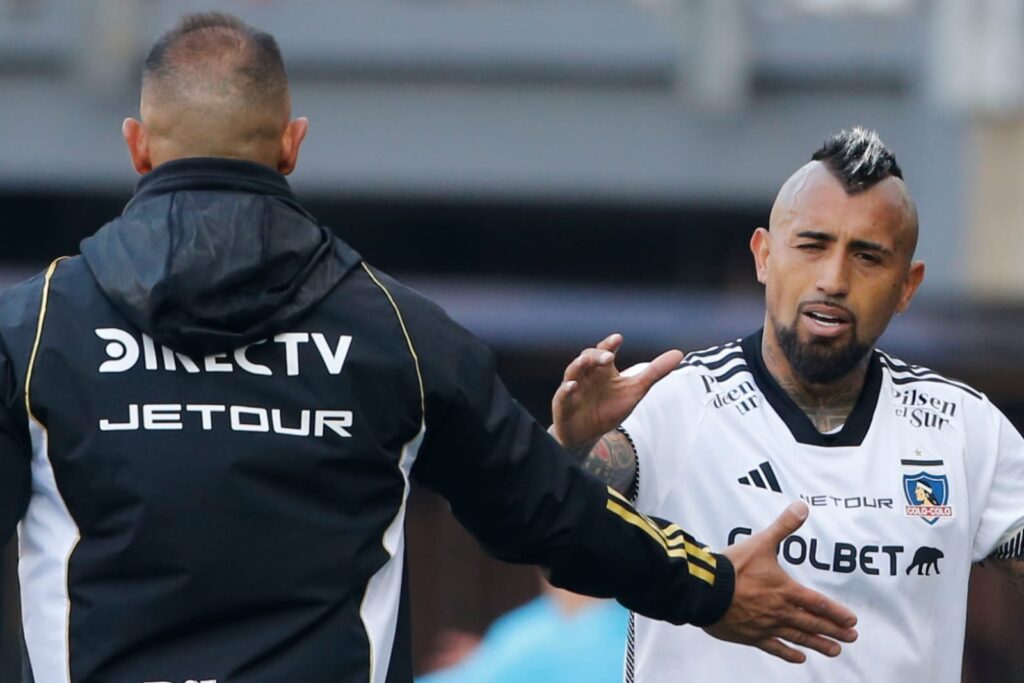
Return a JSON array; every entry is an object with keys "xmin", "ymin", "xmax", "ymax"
[{"xmin": 621, "ymin": 331, "xmax": 1024, "ymax": 683}]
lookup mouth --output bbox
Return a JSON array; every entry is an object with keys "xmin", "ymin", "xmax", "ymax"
[
  {"xmin": 800, "ymin": 304, "xmax": 853, "ymax": 338},
  {"xmin": 804, "ymin": 311, "xmax": 844, "ymax": 326}
]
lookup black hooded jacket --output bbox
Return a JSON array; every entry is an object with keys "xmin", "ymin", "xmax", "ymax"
[{"xmin": 0, "ymin": 158, "xmax": 733, "ymax": 683}]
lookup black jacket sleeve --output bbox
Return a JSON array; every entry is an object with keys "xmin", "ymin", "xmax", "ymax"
[
  {"xmin": 392, "ymin": 279, "xmax": 733, "ymax": 626},
  {"xmin": 0, "ymin": 335, "xmax": 31, "ymax": 547}
]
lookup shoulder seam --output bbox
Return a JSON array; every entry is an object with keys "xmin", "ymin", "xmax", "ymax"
[
  {"xmin": 361, "ymin": 263, "xmax": 426, "ymax": 423},
  {"xmin": 24, "ymin": 257, "xmax": 68, "ymax": 422}
]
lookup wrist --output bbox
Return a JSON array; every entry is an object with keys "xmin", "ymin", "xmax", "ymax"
[
  {"xmin": 547, "ymin": 424, "xmax": 598, "ymax": 460},
  {"xmin": 689, "ymin": 553, "xmax": 736, "ymax": 627}
]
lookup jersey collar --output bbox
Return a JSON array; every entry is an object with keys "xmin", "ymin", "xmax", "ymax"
[{"xmin": 741, "ymin": 329, "xmax": 882, "ymax": 447}]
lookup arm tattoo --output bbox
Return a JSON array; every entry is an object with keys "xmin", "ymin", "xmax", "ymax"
[
  {"xmin": 988, "ymin": 558, "xmax": 1024, "ymax": 595},
  {"xmin": 580, "ymin": 430, "xmax": 637, "ymax": 496}
]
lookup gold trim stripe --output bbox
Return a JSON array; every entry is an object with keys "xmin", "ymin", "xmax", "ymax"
[
  {"xmin": 606, "ymin": 498, "xmax": 716, "ymax": 586},
  {"xmin": 663, "ymin": 523, "xmax": 685, "ymax": 537},
  {"xmin": 684, "ymin": 543, "xmax": 717, "ymax": 570},
  {"xmin": 663, "ymin": 528, "xmax": 717, "ymax": 569},
  {"xmin": 688, "ymin": 563, "xmax": 716, "ymax": 585},
  {"xmin": 24, "ymin": 257, "xmax": 67, "ymax": 421},
  {"xmin": 606, "ymin": 499, "xmax": 688, "ymax": 560},
  {"xmin": 361, "ymin": 263, "xmax": 426, "ymax": 422},
  {"xmin": 608, "ymin": 486, "xmax": 630, "ymax": 504}
]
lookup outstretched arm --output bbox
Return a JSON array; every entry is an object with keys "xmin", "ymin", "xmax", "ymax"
[
  {"xmin": 386, "ymin": 284, "xmax": 858, "ymax": 663},
  {"xmin": 550, "ymin": 333, "xmax": 680, "ymax": 495}
]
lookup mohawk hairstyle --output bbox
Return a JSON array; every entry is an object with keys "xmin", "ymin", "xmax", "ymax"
[
  {"xmin": 143, "ymin": 11, "xmax": 287, "ymax": 102},
  {"xmin": 811, "ymin": 127, "xmax": 903, "ymax": 194}
]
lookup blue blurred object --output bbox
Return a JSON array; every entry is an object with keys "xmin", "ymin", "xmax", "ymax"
[{"xmin": 418, "ymin": 596, "xmax": 628, "ymax": 683}]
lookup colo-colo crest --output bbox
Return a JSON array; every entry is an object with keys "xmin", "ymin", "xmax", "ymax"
[{"xmin": 903, "ymin": 472, "xmax": 953, "ymax": 525}]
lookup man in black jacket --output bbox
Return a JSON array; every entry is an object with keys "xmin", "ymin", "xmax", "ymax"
[{"xmin": 0, "ymin": 13, "xmax": 856, "ymax": 682}]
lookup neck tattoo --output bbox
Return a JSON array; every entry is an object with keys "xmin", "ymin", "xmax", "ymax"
[{"xmin": 763, "ymin": 338, "xmax": 867, "ymax": 434}]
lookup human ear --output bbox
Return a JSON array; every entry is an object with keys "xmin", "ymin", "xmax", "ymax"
[
  {"xmin": 277, "ymin": 117, "xmax": 309, "ymax": 175},
  {"xmin": 122, "ymin": 118, "xmax": 153, "ymax": 175},
  {"xmin": 750, "ymin": 227, "xmax": 771, "ymax": 285},
  {"xmin": 896, "ymin": 260, "xmax": 925, "ymax": 313}
]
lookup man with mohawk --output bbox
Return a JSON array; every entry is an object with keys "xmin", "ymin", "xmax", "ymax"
[
  {"xmin": 0, "ymin": 12, "xmax": 858, "ymax": 683},
  {"xmin": 552, "ymin": 128, "xmax": 1024, "ymax": 681}
]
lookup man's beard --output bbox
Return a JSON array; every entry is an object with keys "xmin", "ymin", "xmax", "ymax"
[{"xmin": 772, "ymin": 314, "xmax": 872, "ymax": 385}]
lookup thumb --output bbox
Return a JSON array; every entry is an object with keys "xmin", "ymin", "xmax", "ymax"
[
  {"xmin": 762, "ymin": 501, "xmax": 809, "ymax": 544},
  {"xmin": 635, "ymin": 349, "xmax": 685, "ymax": 391}
]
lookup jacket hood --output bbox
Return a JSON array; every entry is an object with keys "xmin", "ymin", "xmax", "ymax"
[{"xmin": 81, "ymin": 157, "xmax": 361, "ymax": 356}]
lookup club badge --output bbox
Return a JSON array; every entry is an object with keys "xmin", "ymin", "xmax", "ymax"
[{"xmin": 903, "ymin": 472, "xmax": 953, "ymax": 525}]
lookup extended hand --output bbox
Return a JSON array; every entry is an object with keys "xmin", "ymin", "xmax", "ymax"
[
  {"xmin": 550, "ymin": 333, "xmax": 683, "ymax": 450},
  {"xmin": 704, "ymin": 501, "xmax": 859, "ymax": 663}
]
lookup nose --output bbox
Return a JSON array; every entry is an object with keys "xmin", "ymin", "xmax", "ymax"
[{"xmin": 816, "ymin": 251, "xmax": 850, "ymax": 298}]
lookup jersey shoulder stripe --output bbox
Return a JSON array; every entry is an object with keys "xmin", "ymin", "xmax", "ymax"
[
  {"xmin": 877, "ymin": 351, "xmax": 983, "ymax": 400},
  {"xmin": 675, "ymin": 340, "xmax": 746, "ymax": 375},
  {"xmin": 708, "ymin": 362, "xmax": 751, "ymax": 384},
  {"xmin": 682, "ymin": 340, "xmax": 742, "ymax": 361},
  {"xmin": 692, "ymin": 350, "xmax": 745, "ymax": 372}
]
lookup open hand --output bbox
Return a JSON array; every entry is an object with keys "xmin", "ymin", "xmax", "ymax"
[
  {"xmin": 550, "ymin": 334, "xmax": 683, "ymax": 450},
  {"xmin": 704, "ymin": 501, "xmax": 859, "ymax": 663}
]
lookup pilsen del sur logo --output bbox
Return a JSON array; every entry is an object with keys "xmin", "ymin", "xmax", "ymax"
[{"xmin": 903, "ymin": 472, "xmax": 953, "ymax": 525}]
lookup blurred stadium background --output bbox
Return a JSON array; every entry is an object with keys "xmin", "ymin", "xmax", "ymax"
[{"xmin": 3, "ymin": 0, "xmax": 1024, "ymax": 680}]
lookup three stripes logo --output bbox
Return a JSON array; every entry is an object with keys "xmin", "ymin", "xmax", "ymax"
[{"xmin": 738, "ymin": 461, "xmax": 782, "ymax": 493}]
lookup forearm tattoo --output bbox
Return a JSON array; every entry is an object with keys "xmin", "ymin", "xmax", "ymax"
[{"xmin": 581, "ymin": 430, "xmax": 637, "ymax": 496}]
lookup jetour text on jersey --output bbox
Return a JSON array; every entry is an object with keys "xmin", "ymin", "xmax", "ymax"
[
  {"xmin": 94, "ymin": 328, "xmax": 355, "ymax": 438},
  {"xmin": 99, "ymin": 403, "xmax": 353, "ymax": 438}
]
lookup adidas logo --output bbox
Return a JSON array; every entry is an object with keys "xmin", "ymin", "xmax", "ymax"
[{"xmin": 738, "ymin": 461, "xmax": 782, "ymax": 493}]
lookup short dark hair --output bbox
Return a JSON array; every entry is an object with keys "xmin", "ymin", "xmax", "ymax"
[
  {"xmin": 143, "ymin": 12, "xmax": 287, "ymax": 105},
  {"xmin": 811, "ymin": 127, "xmax": 903, "ymax": 194}
]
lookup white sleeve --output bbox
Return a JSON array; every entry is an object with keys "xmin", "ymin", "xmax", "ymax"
[
  {"xmin": 620, "ymin": 366, "xmax": 709, "ymax": 511},
  {"xmin": 969, "ymin": 402, "xmax": 1024, "ymax": 561}
]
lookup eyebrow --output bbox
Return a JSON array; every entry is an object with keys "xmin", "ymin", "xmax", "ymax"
[{"xmin": 795, "ymin": 230, "xmax": 892, "ymax": 256}]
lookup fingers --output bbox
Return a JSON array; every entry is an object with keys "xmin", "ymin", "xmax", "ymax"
[
  {"xmin": 771, "ymin": 627, "xmax": 843, "ymax": 658},
  {"xmin": 781, "ymin": 605, "xmax": 859, "ymax": 642},
  {"xmin": 595, "ymin": 333, "xmax": 624, "ymax": 353},
  {"xmin": 757, "ymin": 638, "xmax": 807, "ymax": 664},
  {"xmin": 634, "ymin": 349, "xmax": 685, "ymax": 391},
  {"xmin": 561, "ymin": 347, "xmax": 618, "ymax": 383},
  {"xmin": 787, "ymin": 585, "xmax": 858, "ymax": 630},
  {"xmin": 552, "ymin": 376, "xmax": 578, "ymax": 408},
  {"xmin": 762, "ymin": 501, "xmax": 810, "ymax": 543}
]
